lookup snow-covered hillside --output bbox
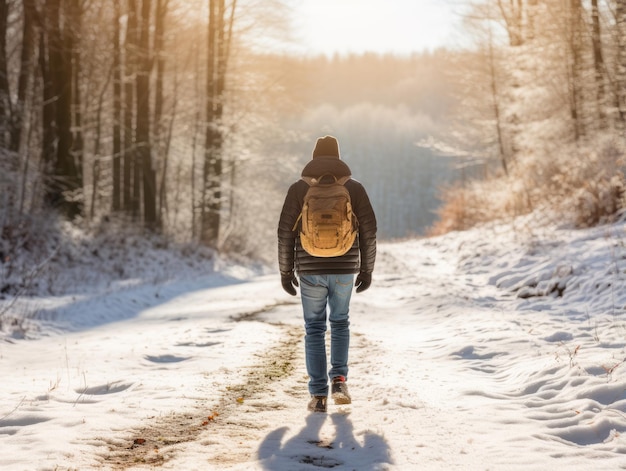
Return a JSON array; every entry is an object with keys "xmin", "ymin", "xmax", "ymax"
[{"xmin": 1, "ymin": 219, "xmax": 625, "ymax": 470}]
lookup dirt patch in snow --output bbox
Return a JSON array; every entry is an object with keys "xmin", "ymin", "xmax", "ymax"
[{"xmin": 99, "ymin": 308, "xmax": 302, "ymax": 469}]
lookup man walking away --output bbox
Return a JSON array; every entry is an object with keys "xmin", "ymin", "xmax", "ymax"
[{"xmin": 277, "ymin": 135, "xmax": 377, "ymax": 413}]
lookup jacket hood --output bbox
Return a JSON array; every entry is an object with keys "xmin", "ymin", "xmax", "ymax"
[{"xmin": 301, "ymin": 157, "xmax": 352, "ymax": 179}]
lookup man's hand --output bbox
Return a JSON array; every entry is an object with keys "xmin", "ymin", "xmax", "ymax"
[
  {"xmin": 281, "ymin": 272, "xmax": 299, "ymax": 296},
  {"xmin": 355, "ymin": 272, "xmax": 371, "ymax": 293}
]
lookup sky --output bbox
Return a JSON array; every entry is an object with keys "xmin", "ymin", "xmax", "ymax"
[{"xmin": 290, "ymin": 0, "xmax": 463, "ymax": 56}]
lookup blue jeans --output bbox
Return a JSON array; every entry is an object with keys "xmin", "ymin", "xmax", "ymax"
[{"xmin": 299, "ymin": 274, "xmax": 354, "ymax": 396}]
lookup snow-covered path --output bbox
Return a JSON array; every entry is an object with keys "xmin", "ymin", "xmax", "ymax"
[{"xmin": 2, "ymin": 221, "xmax": 626, "ymax": 470}]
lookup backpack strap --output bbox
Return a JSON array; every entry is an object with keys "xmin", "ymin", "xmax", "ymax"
[
  {"xmin": 292, "ymin": 212, "xmax": 302, "ymax": 232},
  {"xmin": 302, "ymin": 174, "xmax": 351, "ymax": 186}
]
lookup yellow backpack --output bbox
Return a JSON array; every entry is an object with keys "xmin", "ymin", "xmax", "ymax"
[{"xmin": 293, "ymin": 175, "xmax": 358, "ymax": 257}]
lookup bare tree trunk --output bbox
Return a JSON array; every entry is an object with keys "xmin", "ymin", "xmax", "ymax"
[
  {"xmin": 41, "ymin": 2, "xmax": 59, "ymax": 209},
  {"xmin": 201, "ymin": 0, "xmax": 218, "ymax": 246},
  {"xmin": 568, "ymin": 0, "xmax": 584, "ymax": 141},
  {"xmin": 154, "ymin": 0, "xmax": 168, "ymax": 225},
  {"xmin": 11, "ymin": 0, "xmax": 37, "ymax": 153},
  {"xmin": 41, "ymin": 0, "xmax": 82, "ymax": 218},
  {"xmin": 68, "ymin": 0, "xmax": 83, "ymax": 198},
  {"xmin": 201, "ymin": 0, "xmax": 234, "ymax": 247},
  {"xmin": 24, "ymin": 51, "xmax": 42, "ymax": 214},
  {"xmin": 91, "ymin": 67, "xmax": 113, "ymax": 218},
  {"xmin": 51, "ymin": 0, "xmax": 73, "ymax": 185},
  {"xmin": 191, "ymin": 108, "xmax": 199, "ymax": 239},
  {"xmin": 158, "ymin": 62, "xmax": 177, "ymax": 227},
  {"xmin": 124, "ymin": 0, "xmax": 138, "ymax": 216},
  {"xmin": 191, "ymin": 41, "xmax": 201, "ymax": 240},
  {"xmin": 191, "ymin": 37, "xmax": 202, "ymax": 240},
  {"xmin": 0, "ymin": 0, "xmax": 9, "ymax": 149},
  {"xmin": 137, "ymin": 0, "xmax": 156, "ymax": 227},
  {"xmin": 39, "ymin": 27, "xmax": 56, "ymax": 205},
  {"xmin": 488, "ymin": 25, "xmax": 508, "ymax": 176},
  {"xmin": 154, "ymin": 0, "xmax": 167, "ymax": 137},
  {"xmin": 19, "ymin": 101, "xmax": 37, "ymax": 215},
  {"xmin": 112, "ymin": 0, "xmax": 122, "ymax": 211},
  {"xmin": 54, "ymin": 0, "xmax": 79, "ymax": 216},
  {"xmin": 616, "ymin": 0, "xmax": 626, "ymax": 123},
  {"xmin": 591, "ymin": 0, "xmax": 606, "ymax": 127},
  {"xmin": 159, "ymin": 96, "xmax": 176, "ymax": 225}
]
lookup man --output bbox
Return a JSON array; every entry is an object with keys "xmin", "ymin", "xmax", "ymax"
[{"xmin": 277, "ymin": 135, "xmax": 377, "ymax": 413}]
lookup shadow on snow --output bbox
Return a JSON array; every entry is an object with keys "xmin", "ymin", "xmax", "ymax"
[
  {"xmin": 258, "ymin": 412, "xmax": 393, "ymax": 470},
  {"xmin": 15, "ymin": 272, "xmax": 249, "ymax": 335}
]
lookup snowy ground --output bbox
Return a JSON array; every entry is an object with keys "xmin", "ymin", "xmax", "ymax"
[{"xmin": 1, "ymin": 218, "xmax": 626, "ymax": 470}]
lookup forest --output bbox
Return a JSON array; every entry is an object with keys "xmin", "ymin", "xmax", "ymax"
[
  {"xmin": 432, "ymin": 0, "xmax": 626, "ymax": 234},
  {"xmin": 4, "ymin": 3, "xmax": 626, "ymax": 468},
  {"xmin": 1, "ymin": 0, "xmax": 626, "ymax": 286}
]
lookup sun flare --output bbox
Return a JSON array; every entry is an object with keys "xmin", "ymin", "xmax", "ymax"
[{"xmin": 293, "ymin": 0, "xmax": 458, "ymax": 56}]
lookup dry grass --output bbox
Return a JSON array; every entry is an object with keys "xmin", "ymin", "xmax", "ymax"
[{"xmin": 429, "ymin": 139, "xmax": 626, "ymax": 235}]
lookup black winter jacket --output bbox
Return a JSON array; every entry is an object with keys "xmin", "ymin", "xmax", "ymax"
[{"xmin": 277, "ymin": 157, "xmax": 377, "ymax": 277}]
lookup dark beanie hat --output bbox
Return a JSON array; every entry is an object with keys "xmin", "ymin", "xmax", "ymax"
[{"xmin": 312, "ymin": 135, "xmax": 340, "ymax": 159}]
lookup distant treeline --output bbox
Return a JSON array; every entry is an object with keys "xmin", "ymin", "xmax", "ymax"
[{"xmin": 263, "ymin": 52, "xmax": 464, "ymax": 239}]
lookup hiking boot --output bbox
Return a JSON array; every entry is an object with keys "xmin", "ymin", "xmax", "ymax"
[
  {"xmin": 307, "ymin": 395, "xmax": 327, "ymax": 413},
  {"xmin": 331, "ymin": 376, "xmax": 351, "ymax": 405}
]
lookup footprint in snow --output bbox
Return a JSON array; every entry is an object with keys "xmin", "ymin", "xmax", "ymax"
[
  {"xmin": 144, "ymin": 354, "xmax": 191, "ymax": 363},
  {"xmin": 452, "ymin": 345, "xmax": 502, "ymax": 360},
  {"xmin": 74, "ymin": 381, "xmax": 134, "ymax": 395},
  {"xmin": 176, "ymin": 341, "xmax": 221, "ymax": 348},
  {"xmin": 543, "ymin": 331, "xmax": 574, "ymax": 342},
  {"xmin": 204, "ymin": 327, "xmax": 232, "ymax": 334},
  {"xmin": 0, "ymin": 415, "xmax": 52, "ymax": 435},
  {"xmin": 0, "ymin": 415, "xmax": 52, "ymax": 428}
]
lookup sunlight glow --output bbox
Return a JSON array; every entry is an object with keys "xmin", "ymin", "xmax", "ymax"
[{"xmin": 291, "ymin": 0, "xmax": 460, "ymax": 56}]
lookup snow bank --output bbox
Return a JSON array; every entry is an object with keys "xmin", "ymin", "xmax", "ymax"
[{"xmin": 1, "ymin": 218, "xmax": 625, "ymax": 469}]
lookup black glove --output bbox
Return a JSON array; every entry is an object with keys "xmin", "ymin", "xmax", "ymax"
[
  {"xmin": 355, "ymin": 272, "xmax": 372, "ymax": 293},
  {"xmin": 281, "ymin": 272, "xmax": 299, "ymax": 296}
]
